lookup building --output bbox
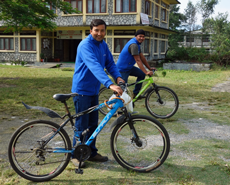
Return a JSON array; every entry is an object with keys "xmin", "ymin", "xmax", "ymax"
[
  {"xmin": 0, "ymin": 0, "xmax": 180, "ymax": 64},
  {"xmin": 178, "ymin": 30, "xmax": 212, "ymax": 51}
]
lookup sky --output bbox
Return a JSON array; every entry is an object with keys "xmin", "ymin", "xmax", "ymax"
[{"xmin": 178, "ymin": 0, "xmax": 230, "ymax": 25}]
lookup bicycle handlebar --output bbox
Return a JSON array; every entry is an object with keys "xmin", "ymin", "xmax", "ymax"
[{"xmin": 118, "ymin": 82, "xmax": 126, "ymax": 92}]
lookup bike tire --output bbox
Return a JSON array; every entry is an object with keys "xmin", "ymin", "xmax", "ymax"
[
  {"xmin": 145, "ymin": 86, "xmax": 179, "ymax": 119},
  {"xmin": 98, "ymin": 87, "xmax": 117, "ymax": 117},
  {"xmin": 8, "ymin": 120, "xmax": 72, "ymax": 182},
  {"xmin": 110, "ymin": 115, "xmax": 170, "ymax": 172}
]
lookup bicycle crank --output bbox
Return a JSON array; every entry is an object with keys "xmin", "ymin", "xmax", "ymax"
[{"xmin": 74, "ymin": 144, "xmax": 91, "ymax": 161}]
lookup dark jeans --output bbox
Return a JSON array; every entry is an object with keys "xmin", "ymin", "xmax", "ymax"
[
  {"xmin": 72, "ymin": 94, "xmax": 98, "ymax": 158},
  {"xmin": 120, "ymin": 66, "xmax": 145, "ymax": 95}
]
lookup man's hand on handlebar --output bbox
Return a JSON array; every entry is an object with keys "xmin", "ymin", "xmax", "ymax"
[
  {"xmin": 109, "ymin": 84, "xmax": 123, "ymax": 96},
  {"xmin": 150, "ymin": 67, "xmax": 157, "ymax": 71},
  {"xmin": 146, "ymin": 71, "xmax": 153, "ymax": 77},
  {"xmin": 116, "ymin": 77, "xmax": 125, "ymax": 84},
  {"xmin": 146, "ymin": 67, "xmax": 157, "ymax": 77}
]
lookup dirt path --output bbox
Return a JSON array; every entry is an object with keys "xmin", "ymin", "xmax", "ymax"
[{"xmin": 211, "ymin": 77, "xmax": 230, "ymax": 92}]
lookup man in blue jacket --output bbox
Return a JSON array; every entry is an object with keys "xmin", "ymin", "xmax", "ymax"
[
  {"xmin": 116, "ymin": 29, "xmax": 155, "ymax": 98},
  {"xmin": 71, "ymin": 19, "xmax": 124, "ymax": 168}
]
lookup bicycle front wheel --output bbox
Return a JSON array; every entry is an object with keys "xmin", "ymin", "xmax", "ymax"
[
  {"xmin": 145, "ymin": 86, "xmax": 179, "ymax": 119},
  {"xmin": 110, "ymin": 115, "xmax": 170, "ymax": 172},
  {"xmin": 8, "ymin": 120, "xmax": 72, "ymax": 182}
]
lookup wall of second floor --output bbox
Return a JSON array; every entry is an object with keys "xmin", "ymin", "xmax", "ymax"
[{"xmin": 52, "ymin": 0, "xmax": 171, "ymax": 28}]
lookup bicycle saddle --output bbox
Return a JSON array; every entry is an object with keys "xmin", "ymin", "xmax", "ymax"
[{"xmin": 53, "ymin": 93, "xmax": 78, "ymax": 102}]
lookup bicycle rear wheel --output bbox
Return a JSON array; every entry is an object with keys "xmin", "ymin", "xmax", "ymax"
[
  {"xmin": 98, "ymin": 87, "xmax": 117, "ymax": 117},
  {"xmin": 145, "ymin": 86, "xmax": 179, "ymax": 119},
  {"xmin": 8, "ymin": 120, "xmax": 72, "ymax": 182},
  {"xmin": 110, "ymin": 115, "xmax": 170, "ymax": 172}
]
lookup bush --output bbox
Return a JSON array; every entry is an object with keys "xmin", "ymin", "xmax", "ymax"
[{"xmin": 166, "ymin": 47, "xmax": 210, "ymax": 62}]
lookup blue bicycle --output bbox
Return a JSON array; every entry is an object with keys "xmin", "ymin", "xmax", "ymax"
[{"xmin": 8, "ymin": 86, "xmax": 170, "ymax": 182}]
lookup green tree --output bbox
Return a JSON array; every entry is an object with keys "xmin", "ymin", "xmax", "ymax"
[
  {"xmin": 169, "ymin": 4, "xmax": 187, "ymax": 31},
  {"xmin": 206, "ymin": 13, "xmax": 230, "ymax": 66},
  {"xmin": 184, "ymin": 1, "xmax": 197, "ymax": 32},
  {"xmin": 0, "ymin": 0, "xmax": 79, "ymax": 32},
  {"xmin": 196, "ymin": 0, "xmax": 219, "ymax": 46},
  {"xmin": 166, "ymin": 5, "xmax": 187, "ymax": 61},
  {"xmin": 184, "ymin": 1, "xmax": 197, "ymax": 47}
]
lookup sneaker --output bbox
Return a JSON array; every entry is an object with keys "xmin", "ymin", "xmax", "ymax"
[
  {"xmin": 88, "ymin": 153, "xmax": 108, "ymax": 162},
  {"xmin": 71, "ymin": 158, "xmax": 86, "ymax": 168}
]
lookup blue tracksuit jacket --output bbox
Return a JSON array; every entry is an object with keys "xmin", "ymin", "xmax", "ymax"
[{"xmin": 71, "ymin": 34, "xmax": 121, "ymax": 96}]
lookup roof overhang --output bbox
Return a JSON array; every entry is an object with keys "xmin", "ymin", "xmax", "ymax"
[
  {"xmin": 165, "ymin": 0, "xmax": 180, "ymax": 5},
  {"xmin": 149, "ymin": 25, "xmax": 178, "ymax": 34},
  {"xmin": 56, "ymin": 24, "xmax": 178, "ymax": 35},
  {"xmin": 104, "ymin": 24, "xmax": 178, "ymax": 34}
]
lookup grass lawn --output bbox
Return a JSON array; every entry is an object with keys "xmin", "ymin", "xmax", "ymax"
[{"xmin": 0, "ymin": 64, "xmax": 230, "ymax": 185}]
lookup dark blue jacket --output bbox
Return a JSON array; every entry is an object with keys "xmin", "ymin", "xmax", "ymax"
[
  {"xmin": 71, "ymin": 34, "xmax": 121, "ymax": 96},
  {"xmin": 116, "ymin": 37, "xmax": 141, "ymax": 72}
]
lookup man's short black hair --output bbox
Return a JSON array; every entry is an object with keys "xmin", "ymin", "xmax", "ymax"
[
  {"xmin": 90, "ymin": 19, "xmax": 107, "ymax": 30},
  {"xmin": 135, "ymin": 29, "xmax": 145, "ymax": 36}
]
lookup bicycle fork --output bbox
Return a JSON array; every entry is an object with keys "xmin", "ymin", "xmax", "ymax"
[
  {"xmin": 121, "ymin": 107, "xmax": 143, "ymax": 147},
  {"xmin": 152, "ymin": 83, "xmax": 164, "ymax": 104}
]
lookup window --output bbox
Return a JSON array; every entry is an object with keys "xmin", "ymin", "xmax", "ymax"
[
  {"xmin": 144, "ymin": 39, "xmax": 149, "ymax": 53},
  {"xmin": 87, "ymin": 0, "xmax": 106, "ymax": 13},
  {"xmin": 155, "ymin": 33, "xmax": 158, "ymax": 38},
  {"xmin": 154, "ymin": 40, "xmax": 158, "ymax": 53},
  {"xmin": 20, "ymin": 38, "xmax": 36, "ymax": 51},
  {"xmin": 115, "ymin": 0, "xmax": 136, "ymax": 13},
  {"xmin": 85, "ymin": 30, "xmax": 90, "ymax": 36},
  {"xmin": 186, "ymin": 37, "xmax": 194, "ymax": 42},
  {"xmin": 20, "ymin": 31, "xmax": 36, "ymax": 35},
  {"xmin": 145, "ymin": 1, "xmax": 150, "ymax": 15},
  {"xmin": 114, "ymin": 30, "xmax": 136, "ymax": 35},
  {"xmin": 0, "ymin": 38, "xmax": 14, "ymax": 50},
  {"xmin": 114, "ymin": 38, "xmax": 130, "ymax": 53},
  {"xmin": 162, "ymin": 8, "xmax": 166, "ymax": 21},
  {"xmin": 155, "ymin": 5, "xmax": 159, "ymax": 19},
  {"xmin": 65, "ymin": 0, "xmax": 82, "ymax": 13},
  {"xmin": 145, "ymin": 31, "xmax": 150, "ymax": 37},
  {"xmin": 161, "ymin": 41, "xmax": 166, "ymax": 53},
  {"xmin": 0, "ymin": 31, "xmax": 13, "ymax": 35},
  {"xmin": 46, "ymin": 2, "xmax": 56, "ymax": 13},
  {"xmin": 202, "ymin": 36, "xmax": 210, "ymax": 42}
]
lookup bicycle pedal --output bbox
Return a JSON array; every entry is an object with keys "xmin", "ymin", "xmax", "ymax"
[{"xmin": 75, "ymin": 168, "xmax": 84, "ymax": 175}]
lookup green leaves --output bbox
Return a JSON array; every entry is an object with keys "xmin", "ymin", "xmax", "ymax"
[{"xmin": 0, "ymin": 0, "xmax": 79, "ymax": 32}]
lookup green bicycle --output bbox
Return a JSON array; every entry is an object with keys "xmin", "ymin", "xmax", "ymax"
[{"xmin": 99, "ymin": 72, "xmax": 179, "ymax": 119}]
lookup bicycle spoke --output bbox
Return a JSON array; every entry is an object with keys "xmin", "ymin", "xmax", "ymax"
[
  {"xmin": 8, "ymin": 120, "xmax": 71, "ymax": 182},
  {"xmin": 111, "ymin": 115, "xmax": 170, "ymax": 172},
  {"xmin": 146, "ymin": 87, "xmax": 179, "ymax": 119}
]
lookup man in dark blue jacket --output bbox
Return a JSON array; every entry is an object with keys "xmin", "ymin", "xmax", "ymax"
[
  {"xmin": 71, "ymin": 19, "xmax": 124, "ymax": 168},
  {"xmin": 116, "ymin": 29, "xmax": 155, "ymax": 98}
]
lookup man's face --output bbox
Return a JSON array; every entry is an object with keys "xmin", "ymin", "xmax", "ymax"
[
  {"xmin": 135, "ymin": 34, "xmax": 145, "ymax": 43},
  {"xmin": 90, "ymin": 24, "xmax": 106, "ymax": 42}
]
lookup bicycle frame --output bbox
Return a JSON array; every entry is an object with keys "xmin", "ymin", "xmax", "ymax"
[
  {"xmin": 129, "ymin": 76, "xmax": 154, "ymax": 102},
  {"xmin": 50, "ymin": 97, "xmax": 124, "ymax": 154}
]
